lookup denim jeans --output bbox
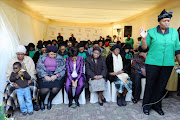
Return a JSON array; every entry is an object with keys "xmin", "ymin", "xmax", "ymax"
[{"xmin": 16, "ymin": 87, "xmax": 33, "ymax": 113}]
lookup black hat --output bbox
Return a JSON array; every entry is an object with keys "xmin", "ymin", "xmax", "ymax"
[
  {"xmin": 47, "ymin": 46, "xmax": 58, "ymax": 53},
  {"xmin": 124, "ymin": 43, "xmax": 132, "ymax": 49},
  {"xmin": 93, "ymin": 47, "xmax": 101, "ymax": 53},
  {"xmin": 28, "ymin": 43, "xmax": 35, "ymax": 48},
  {"xmin": 37, "ymin": 44, "xmax": 46, "ymax": 49},
  {"xmin": 158, "ymin": 9, "xmax": 173, "ymax": 22},
  {"xmin": 110, "ymin": 45, "xmax": 121, "ymax": 51},
  {"xmin": 77, "ymin": 43, "xmax": 85, "ymax": 48},
  {"xmin": 93, "ymin": 41, "xmax": 99, "ymax": 45}
]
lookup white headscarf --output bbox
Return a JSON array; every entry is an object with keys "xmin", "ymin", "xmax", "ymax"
[{"xmin": 16, "ymin": 45, "xmax": 26, "ymax": 54}]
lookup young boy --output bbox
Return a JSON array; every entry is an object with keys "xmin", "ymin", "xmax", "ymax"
[{"xmin": 10, "ymin": 62, "xmax": 33, "ymax": 115}]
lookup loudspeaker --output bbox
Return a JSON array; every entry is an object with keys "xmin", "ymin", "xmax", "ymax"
[{"xmin": 124, "ymin": 26, "xmax": 132, "ymax": 37}]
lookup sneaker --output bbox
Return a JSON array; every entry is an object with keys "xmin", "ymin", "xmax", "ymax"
[
  {"xmin": 22, "ymin": 111, "xmax": 27, "ymax": 115},
  {"xmin": 28, "ymin": 111, "xmax": 33, "ymax": 115}
]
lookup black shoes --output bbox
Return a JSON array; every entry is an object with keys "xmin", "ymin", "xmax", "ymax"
[
  {"xmin": 143, "ymin": 109, "xmax": 150, "ymax": 115},
  {"xmin": 68, "ymin": 98, "xmax": 80, "ymax": 107},
  {"xmin": 121, "ymin": 96, "xmax": 126, "ymax": 106},
  {"xmin": 98, "ymin": 96, "xmax": 106, "ymax": 106},
  {"xmin": 40, "ymin": 101, "xmax": 45, "ymax": 111},
  {"xmin": 102, "ymin": 96, "xmax": 106, "ymax": 103},
  {"xmin": 33, "ymin": 104, "xmax": 40, "ymax": 111},
  {"xmin": 75, "ymin": 101, "xmax": 80, "ymax": 107},
  {"xmin": 47, "ymin": 101, "xmax": 52, "ymax": 110},
  {"xmin": 117, "ymin": 95, "xmax": 126, "ymax": 106},
  {"xmin": 75, "ymin": 97, "xmax": 80, "ymax": 107},
  {"xmin": 132, "ymin": 99, "xmax": 138, "ymax": 104},
  {"xmin": 153, "ymin": 108, "xmax": 164, "ymax": 116},
  {"xmin": 99, "ymin": 102, "xmax": 103, "ymax": 106},
  {"xmin": 22, "ymin": 111, "xmax": 27, "ymax": 115},
  {"xmin": 117, "ymin": 96, "xmax": 122, "ymax": 106},
  {"xmin": 98, "ymin": 97, "xmax": 103, "ymax": 106},
  {"xmin": 143, "ymin": 106, "xmax": 164, "ymax": 116},
  {"xmin": 69, "ymin": 100, "xmax": 73, "ymax": 107},
  {"xmin": 28, "ymin": 111, "xmax": 34, "ymax": 115}
]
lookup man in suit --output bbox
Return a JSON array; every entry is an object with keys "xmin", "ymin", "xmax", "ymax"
[
  {"xmin": 69, "ymin": 34, "xmax": 76, "ymax": 44},
  {"xmin": 57, "ymin": 33, "xmax": 63, "ymax": 42}
]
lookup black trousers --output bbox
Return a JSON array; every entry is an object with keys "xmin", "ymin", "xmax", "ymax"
[
  {"xmin": 143, "ymin": 64, "xmax": 173, "ymax": 110},
  {"xmin": 133, "ymin": 73, "xmax": 145, "ymax": 100}
]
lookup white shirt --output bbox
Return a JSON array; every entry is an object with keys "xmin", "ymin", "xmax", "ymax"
[{"xmin": 71, "ymin": 64, "xmax": 78, "ymax": 78}]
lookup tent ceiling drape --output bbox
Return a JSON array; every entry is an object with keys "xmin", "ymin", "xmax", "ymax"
[{"xmin": 22, "ymin": 0, "xmax": 165, "ymax": 23}]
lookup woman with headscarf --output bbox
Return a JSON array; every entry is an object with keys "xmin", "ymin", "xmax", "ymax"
[
  {"xmin": 57, "ymin": 43, "xmax": 68, "ymax": 60},
  {"xmin": 123, "ymin": 43, "xmax": 134, "ymax": 75},
  {"xmin": 65, "ymin": 47, "xmax": 86, "ymax": 107},
  {"xmin": 139, "ymin": 9, "xmax": 180, "ymax": 115},
  {"xmin": 36, "ymin": 46, "xmax": 66, "ymax": 110},
  {"xmin": 4, "ymin": 45, "xmax": 39, "ymax": 117},
  {"xmin": 32, "ymin": 44, "xmax": 47, "ymax": 65},
  {"xmin": 27, "ymin": 43, "xmax": 37, "ymax": 58},
  {"xmin": 106, "ymin": 45, "xmax": 132, "ymax": 107},
  {"xmin": 85, "ymin": 47, "xmax": 107, "ymax": 106},
  {"xmin": 77, "ymin": 42, "xmax": 89, "ymax": 61}
]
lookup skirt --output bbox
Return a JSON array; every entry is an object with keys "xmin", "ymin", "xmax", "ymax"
[
  {"xmin": 38, "ymin": 71, "xmax": 65, "ymax": 89},
  {"xmin": 89, "ymin": 78, "xmax": 107, "ymax": 92},
  {"xmin": 114, "ymin": 78, "xmax": 132, "ymax": 94}
]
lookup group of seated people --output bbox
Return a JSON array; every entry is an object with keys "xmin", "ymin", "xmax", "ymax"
[{"xmin": 3, "ymin": 35, "xmax": 149, "ymax": 117}]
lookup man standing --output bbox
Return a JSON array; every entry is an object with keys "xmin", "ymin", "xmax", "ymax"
[
  {"xmin": 57, "ymin": 33, "xmax": 63, "ymax": 42},
  {"xmin": 69, "ymin": 34, "xmax": 76, "ymax": 44}
]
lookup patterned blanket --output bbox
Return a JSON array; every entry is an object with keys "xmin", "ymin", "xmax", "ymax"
[{"xmin": 3, "ymin": 80, "xmax": 38, "ymax": 111}]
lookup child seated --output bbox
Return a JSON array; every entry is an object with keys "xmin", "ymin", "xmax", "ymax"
[{"xmin": 10, "ymin": 62, "xmax": 33, "ymax": 115}]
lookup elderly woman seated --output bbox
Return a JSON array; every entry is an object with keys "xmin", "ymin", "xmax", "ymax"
[
  {"xmin": 36, "ymin": 46, "xmax": 66, "ymax": 110},
  {"xmin": 85, "ymin": 47, "xmax": 107, "ymax": 106},
  {"xmin": 106, "ymin": 45, "xmax": 132, "ymax": 107},
  {"xmin": 4, "ymin": 45, "xmax": 39, "ymax": 117},
  {"xmin": 65, "ymin": 47, "xmax": 86, "ymax": 107}
]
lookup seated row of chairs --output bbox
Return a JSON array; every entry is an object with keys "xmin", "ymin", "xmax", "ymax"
[{"xmin": 46, "ymin": 78, "xmax": 146, "ymax": 105}]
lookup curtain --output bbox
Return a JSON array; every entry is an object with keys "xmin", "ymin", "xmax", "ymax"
[{"xmin": 0, "ymin": 8, "xmax": 19, "ymax": 104}]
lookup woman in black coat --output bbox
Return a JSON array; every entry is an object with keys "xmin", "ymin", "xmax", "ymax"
[
  {"xmin": 85, "ymin": 47, "xmax": 107, "ymax": 106},
  {"xmin": 106, "ymin": 45, "xmax": 132, "ymax": 107}
]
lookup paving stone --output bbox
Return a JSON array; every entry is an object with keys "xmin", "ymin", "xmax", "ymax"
[{"xmin": 11, "ymin": 92, "xmax": 180, "ymax": 120}]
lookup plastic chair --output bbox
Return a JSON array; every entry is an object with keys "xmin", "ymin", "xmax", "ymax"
[
  {"xmin": 44, "ymin": 89, "xmax": 63, "ymax": 104},
  {"xmin": 111, "ymin": 82, "xmax": 132, "ymax": 102},
  {"xmin": 64, "ymin": 88, "xmax": 86, "ymax": 104}
]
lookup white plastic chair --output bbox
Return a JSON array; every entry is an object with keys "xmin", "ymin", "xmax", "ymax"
[
  {"xmin": 90, "ymin": 80, "xmax": 111, "ymax": 103},
  {"xmin": 64, "ymin": 88, "xmax": 86, "ymax": 104},
  {"xmin": 111, "ymin": 82, "xmax": 132, "ymax": 102},
  {"xmin": 44, "ymin": 89, "xmax": 63, "ymax": 104},
  {"xmin": 140, "ymin": 78, "xmax": 146, "ymax": 99}
]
